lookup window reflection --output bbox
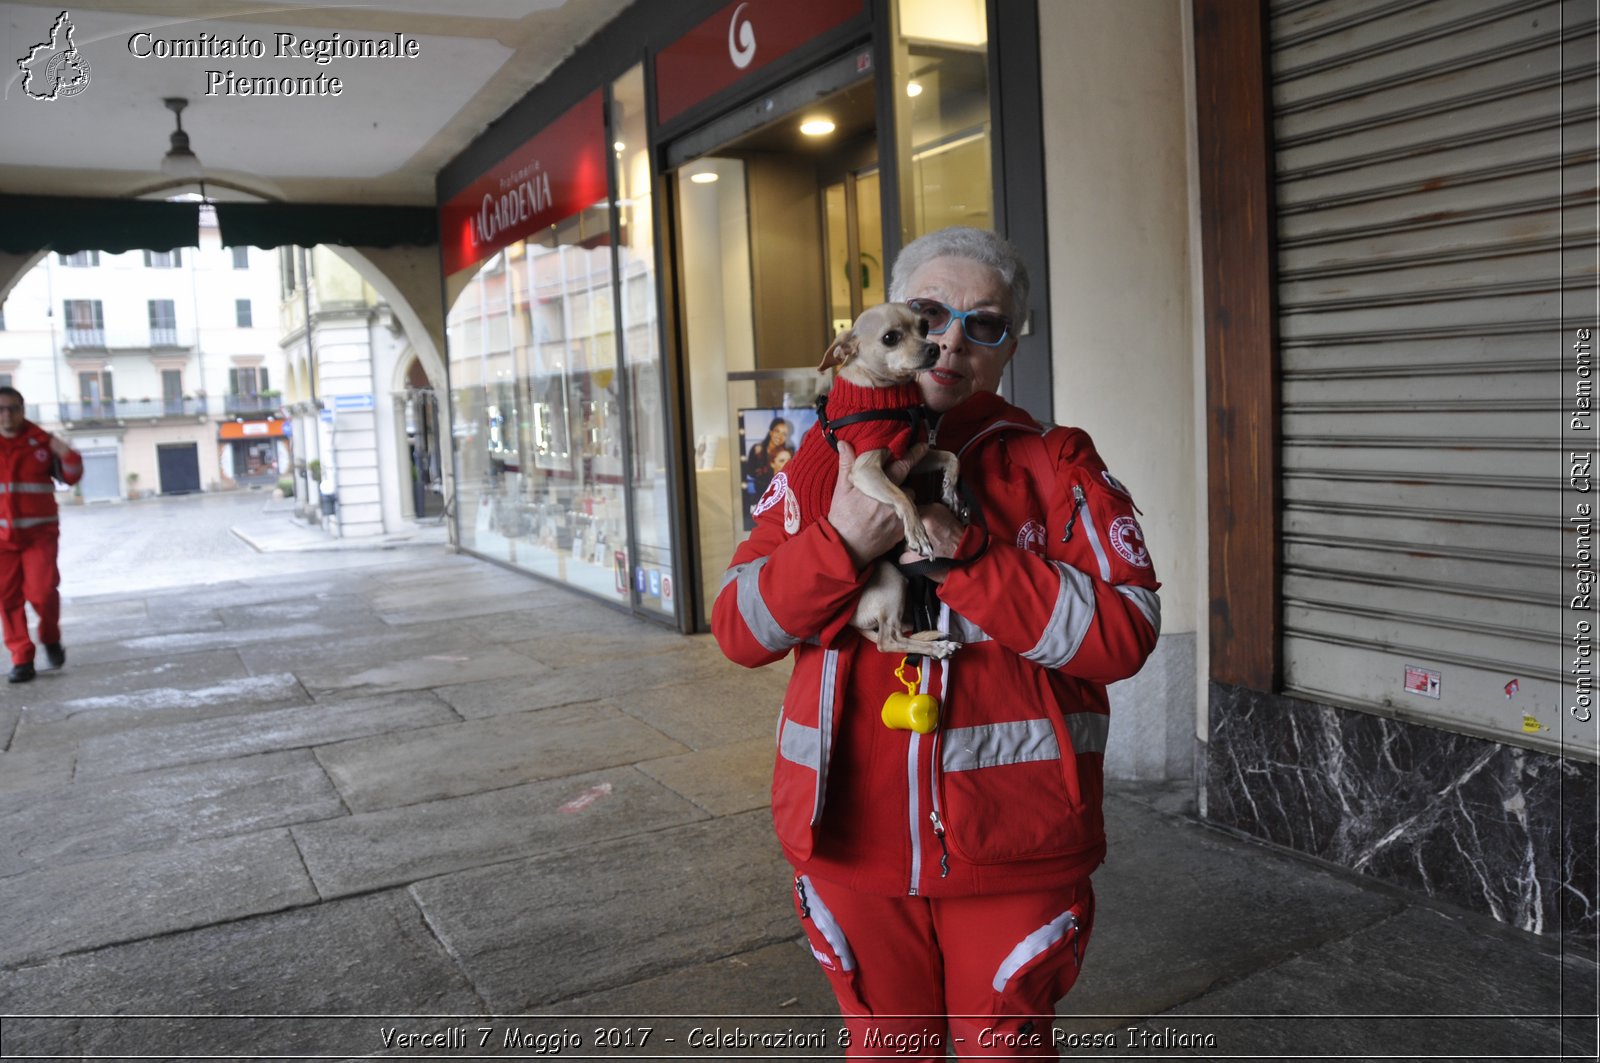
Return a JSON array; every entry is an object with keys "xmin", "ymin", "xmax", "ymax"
[{"xmin": 893, "ymin": 0, "xmax": 994, "ymax": 239}]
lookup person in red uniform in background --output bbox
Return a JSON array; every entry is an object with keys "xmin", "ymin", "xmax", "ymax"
[
  {"xmin": 713, "ymin": 228, "xmax": 1161, "ymax": 1059},
  {"xmin": 0, "ymin": 386, "xmax": 82, "ymax": 683}
]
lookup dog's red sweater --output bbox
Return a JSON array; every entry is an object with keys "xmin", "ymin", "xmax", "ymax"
[{"xmin": 774, "ymin": 378, "xmax": 927, "ymax": 531}]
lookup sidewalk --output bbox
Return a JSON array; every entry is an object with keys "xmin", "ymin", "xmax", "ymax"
[
  {"xmin": 0, "ymin": 536, "xmax": 1593, "ymax": 1061},
  {"xmin": 230, "ymin": 495, "xmax": 451, "ymax": 553}
]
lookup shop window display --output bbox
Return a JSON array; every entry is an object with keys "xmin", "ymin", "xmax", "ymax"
[{"xmin": 447, "ymin": 221, "xmax": 630, "ymax": 602}]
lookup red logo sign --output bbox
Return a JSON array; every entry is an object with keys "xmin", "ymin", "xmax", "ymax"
[
  {"xmin": 439, "ymin": 90, "xmax": 608, "ymax": 275},
  {"xmin": 654, "ymin": 0, "xmax": 865, "ymax": 126}
]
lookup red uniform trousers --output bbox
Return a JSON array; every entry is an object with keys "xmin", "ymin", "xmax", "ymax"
[
  {"xmin": 0, "ymin": 530, "xmax": 62, "ymax": 666},
  {"xmin": 793, "ymin": 873, "xmax": 1095, "ymax": 1061}
]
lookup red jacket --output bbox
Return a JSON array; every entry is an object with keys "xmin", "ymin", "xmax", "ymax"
[
  {"xmin": 0, "ymin": 421, "xmax": 81, "ymax": 544},
  {"xmin": 713, "ymin": 392, "xmax": 1161, "ymax": 897}
]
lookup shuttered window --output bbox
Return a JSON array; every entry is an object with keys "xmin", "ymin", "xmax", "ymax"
[{"xmin": 1269, "ymin": 0, "xmax": 1593, "ymax": 755}]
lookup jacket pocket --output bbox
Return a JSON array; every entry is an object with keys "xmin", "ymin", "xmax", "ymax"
[{"xmin": 935, "ymin": 656, "xmax": 1098, "ymax": 865}]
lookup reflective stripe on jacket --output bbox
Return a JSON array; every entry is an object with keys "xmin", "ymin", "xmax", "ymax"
[{"xmin": 712, "ymin": 391, "xmax": 1161, "ymax": 898}]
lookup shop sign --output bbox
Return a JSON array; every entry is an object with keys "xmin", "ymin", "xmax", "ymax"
[
  {"xmin": 219, "ymin": 419, "xmax": 286, "ymax": 439},
  {"xmin": 439, "ymin": 89, "xmax": 608, "ymax": 275},
  {"xmin": 654, "ymin": 0, "xmax": 865, "ymax": 126}
]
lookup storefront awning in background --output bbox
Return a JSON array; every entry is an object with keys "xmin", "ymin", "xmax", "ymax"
[
  {"xmin": 0, "ymin": 195, "xmax": 198, "ymax": 255},
  {"xmin": 215, "ymin": 202, "xmax": 436, "ymax": 250},
  {"xmin": 0, "ymin": 196, "xmax": 436, "ymax": 255},
  {"xmin": 219, "ymin": 419, "xmax": 287, "ymax": 439}
]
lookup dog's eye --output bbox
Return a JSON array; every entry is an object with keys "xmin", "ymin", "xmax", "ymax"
[{"xmin": 882, "ymin": 330, "xmax": 902, "ymax": 346}]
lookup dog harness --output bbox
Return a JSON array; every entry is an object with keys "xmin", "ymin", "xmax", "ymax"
[{"xmin": 775, "ymin": 379, "xmax": 932, "ymax": 531}]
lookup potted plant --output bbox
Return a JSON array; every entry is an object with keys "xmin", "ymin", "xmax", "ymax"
[{"xmin": 126, "ymin": 471, "xmax": 140, "ymax": 500}]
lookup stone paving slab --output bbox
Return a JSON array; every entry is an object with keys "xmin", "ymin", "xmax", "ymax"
[
  {"xmin": 371, "ymin": 578, "xmax": 571, "ymax": 627},
  {"xmin": 452, "ymin": 601, "xmax": 647, "ymax": 643},
  {"xmin": 436, "ymin": 656, "xmax": 726, "ymax": 720},
  {"xmin": 1058, "ymin": 795, "xmax": 1406, "ymax": 1028},
  {"xmin": 409, "ymin": 809, "xmax": 796, "ymax": 1013},
  {"xmin": 293, "ymin": 765, "xmax": 708, "ymax": 898},
  {"xmin": 74, "ymin": 689, "xmax": 462, "ymax": 780},
  {"xmin": 313, "ymin": 701, "xmax": 689, "ymax": 812},
  {"xmin": 216, "ymin": 592, "xmax": 389, "ymax": 632},
  {"xmin": 10, "ymin": 671, "xmax": 310, "ymax": 752},
  {"xmin": 13, "ymin": 645, "xmax": 261, "ymax": 703},
  {"xmin": 0, "ymin": 746, "xmax": 75, "ymax": 795},
  {"xmin": 1162, "ymin": 905, "xmax": 1597, "ymax": 1060},
  {"xmin": 299, "ymin": 643, "xmax": 557, "ymax": 698},
  {"xmin": 232, "ymin": 622, "xmax": 485, "ymax": 677},
  {"xmin": 58, "ymin": 596, "xmax": 224, "ymax": 648},
  {"xmin": 636, "ymin": 737, "xmax": 775, "ymax": 816},
  {"xmin": 0, "ymin": 890, "xmax": 484, "ymax": 1059},
  {"xmin": 0, "ymin": 749, "xmax": 345, "ymax": 877},
  {"xmin": 0, "ymin": 829, "xmax": 317, "ymax": 967},
  {"xmin": 612, "ymin": 668, "xmax": 790, "ymax": 751},
  {"xmin": 507, "ymin": 621, "xmax": 704, "ymax": 669},
  {"xmin": 71, "ymin": 620, "xmax": 347, "ymax": 667},
  {"xmin": 539, "ymin": 939, "xmax": 836, "ymax": 1017}
]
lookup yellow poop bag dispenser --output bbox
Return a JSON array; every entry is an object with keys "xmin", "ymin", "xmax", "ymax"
[{"xmin": 881, "ymin": 656, "xmax": 939, "ymax": 734}]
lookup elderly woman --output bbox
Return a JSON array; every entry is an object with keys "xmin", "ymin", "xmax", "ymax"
[{"xmin": 714, "ymin": 226, "xmax": 1160, "ymax": 1059}]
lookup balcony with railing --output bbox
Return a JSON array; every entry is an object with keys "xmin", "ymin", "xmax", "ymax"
[
  {"xmin": 224, "ymin": 393, "xmax": 282, "ymax": 417},
  {"xmin": 60, "ymin": 397, "xmax": 205, "ymax": 423},
  {"xmin": 61, "ymin": 326, "xmax": 195, "ymax": 351}
]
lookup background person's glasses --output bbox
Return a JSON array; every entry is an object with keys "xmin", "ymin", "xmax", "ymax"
[{"xmin": 907, "ymin": 298, "xmax": 1012, "ymax": 347}]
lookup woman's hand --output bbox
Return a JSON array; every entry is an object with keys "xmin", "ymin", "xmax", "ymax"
[
  {"xmin": 896, "ymin": 503, "xmax": 966, "ymax": 582},
  {"xmin": 827, "ymin": 440, "xmax": 916, "ymax": 569}
]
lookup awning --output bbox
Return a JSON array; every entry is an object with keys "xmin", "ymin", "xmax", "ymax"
[
  {"xmin": 0, "ymin": 196, "xmax": 436, "ymax": 255},
  {"xmin": 215, "ymin": 202, "xmax": 436, "ymax": 250},
  {"xmin": 0, "ymin": 196, "xmax": 198, "ymax": 254}
]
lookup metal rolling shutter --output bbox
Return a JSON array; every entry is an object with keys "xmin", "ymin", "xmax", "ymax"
[{"xmin": 1269, "ymin": 0, "xmax": 1596, "ymax": 755}]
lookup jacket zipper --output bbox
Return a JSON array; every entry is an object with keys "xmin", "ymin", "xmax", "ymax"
[
  {"xmin": 925, "ymin": 613, "xmax": 952, "ymax": 882},
  {"xmin": 929, "ymin": 809, "xmax": 950, "ymax": 879},
  {"xmin": 1061, "ymin": 484, "xmax": 1086, "ymax": 543}
]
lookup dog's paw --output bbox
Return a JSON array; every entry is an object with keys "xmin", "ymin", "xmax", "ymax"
[
  {"xmin": 905, "ymin": 526, "xmax": 935, "ymax": 558},
  {"xmin": 941, "ymin": 478, "xmax": 961, "ymax": 512},
  {"xmin": 908, "ymin": 630, "xmax": 959, "ymax": 659}
]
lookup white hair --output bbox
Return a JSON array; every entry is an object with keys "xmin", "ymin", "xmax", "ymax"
[{"xmin": 888, "ymin": 226, "xmax": 1030, "ymax": 325}]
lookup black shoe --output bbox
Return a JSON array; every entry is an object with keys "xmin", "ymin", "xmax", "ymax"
[
  {"xmin": 7, "ymin": 662, "xmax": 35, "ymax": 683},
  {"xmin": 43, "ymin": 643, "xmax": 64, "ymax": 670}
]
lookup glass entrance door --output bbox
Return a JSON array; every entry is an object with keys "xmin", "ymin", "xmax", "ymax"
[{"xmin": 671, "ymin": 73, "xmax": 879, "ymax": 626}]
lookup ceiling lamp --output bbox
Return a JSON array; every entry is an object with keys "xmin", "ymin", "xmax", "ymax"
[
  {"xmin": 689, "ymin": 171, "xmax": 719, "ymax": 184},
  {"xmin": 799, "ymin": 117, "xmax": 835, "ymax": 137},
  {"xmin": 160, "ymin": 97, "xmax": 203, "ymax": 179},
  {"xmin": 906, "ymin": 81, "xmax": 924, "ymax": 97}
]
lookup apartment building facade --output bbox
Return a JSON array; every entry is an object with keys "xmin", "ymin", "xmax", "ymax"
[{"xmin": 0, "ymin": 209, "xmax": 287, "ymax": 500}]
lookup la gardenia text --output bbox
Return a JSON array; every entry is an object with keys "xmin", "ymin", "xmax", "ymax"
[{"xmin": 127, "ymin": 30, "xmax": 421, "ymax": 96}]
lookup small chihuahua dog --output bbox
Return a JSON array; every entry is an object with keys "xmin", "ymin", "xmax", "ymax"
[{"xmin": 817, "ymin": 302, "xmax": 962, "ymax": 659}]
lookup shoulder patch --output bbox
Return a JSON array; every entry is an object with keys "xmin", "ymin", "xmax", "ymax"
[
  {"xmin": 1016, "ymin": 519, "xmax": 1047, "ymax": 556},
  {"xmin": 1108, "ymin": 514, "xmax": 1151, "ymax": 568},
  {"xmin": 751, "ymin": 472, "xmax": 787, "ymax": 519}
]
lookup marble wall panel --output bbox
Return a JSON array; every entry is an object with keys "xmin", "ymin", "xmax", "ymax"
[{"xmin": 1206, "ymin": 682, "xmax": 1598, "ymax": 947}]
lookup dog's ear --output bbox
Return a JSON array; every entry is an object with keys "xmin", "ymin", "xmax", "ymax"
[{"xmin": 818, "ymin": 329, "xmax": 856, "ymax": 372}]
